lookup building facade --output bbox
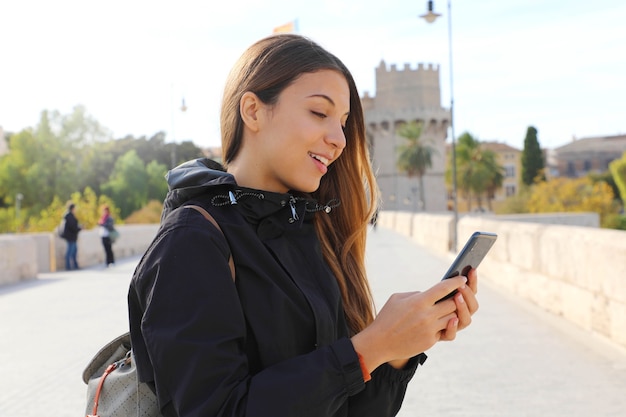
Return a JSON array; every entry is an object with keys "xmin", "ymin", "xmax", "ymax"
[
  {"xmin": 481, "ymin": 141, "xmax": 522, "ymax": 201},
  {"xmin": 550, "ymin": 134, "xmax": 626, "ymax": 178},
  {"xmin": 362, "ymin": 61, "xmax": 450, "ymax": 212}
]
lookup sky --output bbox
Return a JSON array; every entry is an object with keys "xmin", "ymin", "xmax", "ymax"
[{"xmin": 1, "ymin": 0, "xmax": 625, "ymax": 151}]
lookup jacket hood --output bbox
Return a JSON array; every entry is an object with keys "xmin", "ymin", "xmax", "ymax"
[{"xmin": 161, "ymin": 158, "xmax": 236, "ymax": 220}]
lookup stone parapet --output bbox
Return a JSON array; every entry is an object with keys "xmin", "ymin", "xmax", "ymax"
[
  {"xmin": 0, "ymin": 224, "xmax": 159, "ymax": 284},
  {"xmin": 0, "ymin": 235, "xmax": 37, "ymax": 285},
  {"xmin": 377, "ymin": 210, "xmax": 626, "ymax": 351},
  {"xmin": 2, "ymin": 213, "xmax": 625, "ymax": 351}
]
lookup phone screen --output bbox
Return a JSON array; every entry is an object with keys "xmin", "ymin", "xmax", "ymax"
[{"xmin": 438, "ymin": 231, "xmax": 497, "ymax": 302}]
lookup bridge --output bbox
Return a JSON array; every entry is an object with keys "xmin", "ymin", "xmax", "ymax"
[{"xmin": 1, "ymin": 223, "xmax": 625, "ymax": 417}]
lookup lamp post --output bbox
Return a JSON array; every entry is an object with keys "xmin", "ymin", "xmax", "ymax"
[
  {"xmin": 420, "ymin": 0, "xmax": 458, "ymax": 252},
  {"xmin": 170, "ymin": 83, "xmax": 188, "ymax": 168},
  {"xmin": 15, "ymin": 193, "xmax": 23, "ymax": 233}
]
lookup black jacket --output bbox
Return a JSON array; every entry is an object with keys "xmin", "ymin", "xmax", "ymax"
[
  {"xmin": 63, "ymin": 210, "xmax": 81, "ymax": 242},
  {"xmin": 128, "ymin": 158, "xmax": 426, "ymax": 417}
]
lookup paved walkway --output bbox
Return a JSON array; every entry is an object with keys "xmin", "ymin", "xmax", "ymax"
[{"xmin": 1, "ymin": 227, "xmax": 625, "ymax": 417}]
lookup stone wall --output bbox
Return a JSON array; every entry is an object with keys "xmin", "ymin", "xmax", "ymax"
[
  {"xmin": 377, "ymin": 211, "xmax": 626, "ymax": 351},
  {"xmin": 0, "ymin": 224, "xmax": 159, "ymax": 284},
  {"xmin": 2, "ymin": 212, "xmax": 625, "ymax": 352}
]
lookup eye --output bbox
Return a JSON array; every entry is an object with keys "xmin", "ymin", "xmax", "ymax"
[{"xmin": 311, "ymin": 111, "xmax": 327, "ymax": 119}]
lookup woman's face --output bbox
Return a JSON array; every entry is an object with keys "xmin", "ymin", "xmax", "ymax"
[{"xmin": 244, "ymin": 69, "xmax": 349, "ymax": 193}]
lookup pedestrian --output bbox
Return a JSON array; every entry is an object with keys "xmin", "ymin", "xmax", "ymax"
[
  {"xmin": 61, "ymin": 202, "xmax": 81, "ymax": 270},
  {"xmin": 97, "ymin": 205, "xmax": 115, "ymax": 267},
  {"xmin": 128, "ymin": 33, "xmax": 479, "ymax": 417}
]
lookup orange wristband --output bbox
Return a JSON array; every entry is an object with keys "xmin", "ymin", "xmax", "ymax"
[{"xmin": 356, "ymin": 352, "xmax": 371, "ymax": 382}]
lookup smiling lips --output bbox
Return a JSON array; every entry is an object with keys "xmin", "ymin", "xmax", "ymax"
[{"xmin": 309, "ymin": 152, "xmax": 330, "ymax": 173}]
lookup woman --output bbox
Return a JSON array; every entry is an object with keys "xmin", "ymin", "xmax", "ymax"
[
  {"xmin": 98, "ymin": 205, "xmax": 115, "ymax": 267},
  {"xmin": 128, "ymin": 34, "xmax": 479, "ymax": 417}
]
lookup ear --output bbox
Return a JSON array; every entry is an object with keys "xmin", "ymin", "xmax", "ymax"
[{"xmin": 240, "ymin": 91, "xmax": 263, "ymax": 133}]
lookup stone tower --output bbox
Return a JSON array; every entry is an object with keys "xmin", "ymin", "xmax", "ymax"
[{"xmin": 362, "ymin": 60, "xmax": 450, "ymax": 212}]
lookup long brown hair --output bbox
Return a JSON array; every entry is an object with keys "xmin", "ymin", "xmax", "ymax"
[{"xmin": 221, "ymin": 34, "xmax": 379, "ymax": 334}]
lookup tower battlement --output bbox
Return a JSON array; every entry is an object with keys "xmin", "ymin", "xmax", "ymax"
[
  {"xmin": 377, "ymin": 60, "xmax": 440, "ymax": 73},
  {"xmin": 371, "ymin": 59, "xmax": 442, "ymax": 110}
]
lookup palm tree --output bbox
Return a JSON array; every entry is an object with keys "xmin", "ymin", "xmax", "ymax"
[
  {"xmin": 396, "ymin": 121, "xmax": 437, "ymax": 211},
  {"xmin": 450, "ymin": 132, "xmax": 504, "ymax": 211},
  {"xmin": 450, "ymin": 132, "xmax": 478, "ymax": 211},
  {"xmin": 482, "ymin": 152, "xmax": 504, "ymax": 211}
]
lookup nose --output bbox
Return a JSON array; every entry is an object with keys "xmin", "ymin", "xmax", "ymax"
[{"xmin": 326, "ymin": 122, "xmax": 347, "ymax": 151}]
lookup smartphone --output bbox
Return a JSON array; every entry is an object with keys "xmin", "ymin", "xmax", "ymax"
[{"xmin": 438, "ymin": 231, "xmax": 498, "ymax": 302}]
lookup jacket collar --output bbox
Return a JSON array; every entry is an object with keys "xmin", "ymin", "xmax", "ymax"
[{"xmin": 162, "ymin": 158, "xmax": 340, "ymax": 226}]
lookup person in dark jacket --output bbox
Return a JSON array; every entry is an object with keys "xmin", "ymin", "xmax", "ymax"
[
  {"xmin": 128, "ymin": 34, "xmax": 480, "ymax": 417},
  {"xmin": 97, "ymin": 205, "xmax": 115, "ymax": 267},
  {"xmin": 62, "ymin": 202, "xmax": 81, "ymax": 270}
]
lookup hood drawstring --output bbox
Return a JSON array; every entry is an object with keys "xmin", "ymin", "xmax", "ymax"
[
  {"xmin": 228, "ymin": 191, "xmax": 238, "ymax": 205},
  {"xmin": 209, "ymin": 190, "xmax": 341, "ymax": 223},
  {"xmin": 306, "ymin": 198, "xmax": 341, "ymax": 214},
  {"xmin": 211, "ymin": 190, "xmax": 265, "ymax": 207},
  {"xmin": 288, "ymin": 196, "xmax": 299, "ymax": 224}
]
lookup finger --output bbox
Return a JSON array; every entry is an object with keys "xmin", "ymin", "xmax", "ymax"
[
  {"xmin": 466, "ymin": 268, "xmax": 478, "ymax": 293},
  {"xmin": 453, "ymin": 292, "xmax": 473, "ymax": 330},
  {"xmin": 457, "ymin": 282, "xmax": 479, "ymax": 315},
  {"xmin": 429, "ymin": 276, "xmax": 468, "ymax": 304},
  {"xmin": 440, "ymin": 316, "xmax": 459, "ymax": 341}
]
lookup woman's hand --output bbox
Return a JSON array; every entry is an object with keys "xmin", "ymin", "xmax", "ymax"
[
  {"xmin": 440, "ymin": 268, "xmax": 479, "ymax": 340},
  {"xmin": 352, "ymin": 269, "xmax": 479, "ymax": 373}
]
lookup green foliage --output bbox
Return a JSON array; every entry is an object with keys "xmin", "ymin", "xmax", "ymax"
[
  {"xmin": 29, "ymin": 196, "xmax": 67, "ymax": 233},
  {"xmin": 495, "ymin": 185, "xmax": 532, "ymax": 214},
  {"xmin": 521, "ymin": 126, "xmax": 545, "ymax": 185},
  {"xmin": 448, "ymin": 132, "xmax": 504, "ymax": 211},
  {"xmin": 0, "ymin": 105, "xmax": 201, "ymax": 233},
  {"xmin": 396, "ymin": 121, "xmax": 434, "ymax": 177},
  {"xmin": 2, "ymin": 188, "xmax": 123, "ymax": 233},
  {"xmin": 588, "ymin": 170, "xmax": 620, "ymax": 205},
  {"xmin": 526, "ymin": 177, "xmax": 618, "ymax": 227},
  {"xmin": 125, "ymin": 200, "xmax": 164, "ymax": 224},
  {"xmin": 396, "ymin": 121, "xmax": 436, "ymax": 210},
  {"xmin": 176, "ymin": 140, "xmax": 206, "ymax": 167},
  {"xmin": 146, "ymin": 160, "xmax": 170, "ymax": 202},
  {"xmin": 0, "ymin": 107, "xmax": 112, "ymax": 213},
  {"xmin": 603, "ymin": 214, "xmax": 626, "ymax": 230},
  {"xmin": 102, "ymin": 150, "xmax": 150, "ymax": 218},
  {"xmin": 609, "ymin": 151, "xmax": 626, "ymax": 205}
]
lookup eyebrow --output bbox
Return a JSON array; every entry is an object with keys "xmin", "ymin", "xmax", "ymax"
[{"xmin": 308, "ymin": 94, "xmax": 350, "ymax": 117}]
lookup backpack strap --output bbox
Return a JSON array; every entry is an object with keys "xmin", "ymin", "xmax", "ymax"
[{"xmin": 184, "ymin": 205, "xmax": 235, "ymax": 282}]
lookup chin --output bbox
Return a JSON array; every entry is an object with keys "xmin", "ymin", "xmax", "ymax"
[{"xmin": 293, "ymin": 179, "xmax": 322, "ymax": 194}]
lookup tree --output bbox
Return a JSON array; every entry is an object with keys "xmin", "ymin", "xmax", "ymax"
[
  {"xmin": 0, "ymin": 105, "xmax": 200, "ymax": 233},
  {"xmin": 0, "ymin": 106, "xmax": 114, "ymax": 213},
  {"xmin": 521, "ymin": 126, "xmax": 545, "ymax": 185},
  {"xmin": 10, "ymin": 187, "xmax": 122, "ymax": 233},
  {"xmin": 527, "ymin": 177, "xmax": 618, "ymax": 227},
  {"xmin": 451, "ymin": 132, "xmax": 504, "ymax": 211},
  {"xmin": 146, "ymin": 160, "xmax": 169, "ymax": 202},
  {"xmin": 396, "ymin": 121, "xmax": 436, "ymax": 211},
  {"xmin": 482, "ymin": 151, "xmax": 505, "ymax": 211},
  {"xmin": 609, "ymin": 151, "xmax": 626, "ymax": 207},
  {"xmin": 101, "ymin": 150, "xmax": 149, "ymax": 218}
]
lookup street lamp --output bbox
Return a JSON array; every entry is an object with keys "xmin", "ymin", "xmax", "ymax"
[
  {"xmin": 15, "ymin": 193, "xmax": 23, "ymax": 233},
  {"xmin": 170, "ymin": 93, "xmax": 188, "ymax": 168},
  {"xmin": 420, "ymin": 0, "xmax": 458, "ymax": 252}
]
